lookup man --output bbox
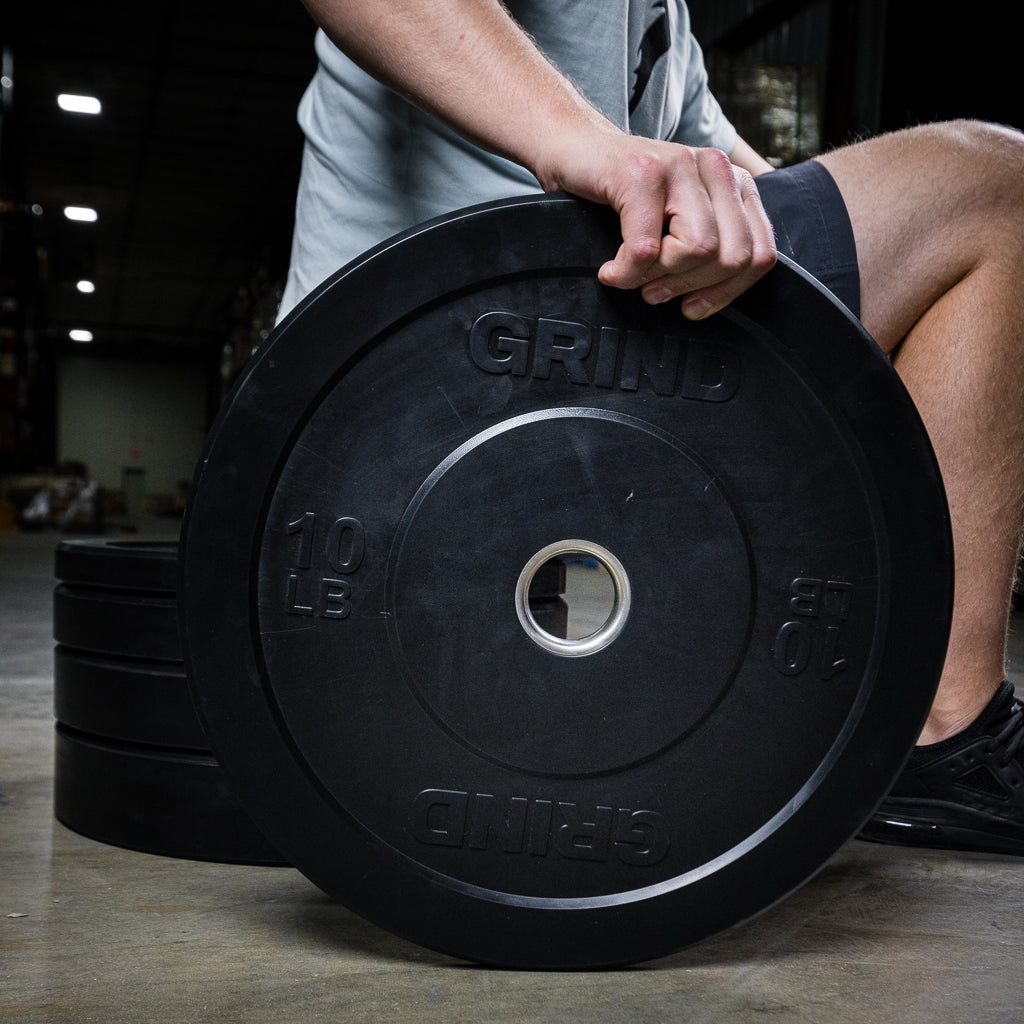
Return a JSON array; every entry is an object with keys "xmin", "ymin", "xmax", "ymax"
[{"xmin": 280, "ymin": 1, "xmax": 1024, "ymax": 855}]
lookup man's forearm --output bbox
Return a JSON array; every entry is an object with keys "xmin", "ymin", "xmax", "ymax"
[
  {"xmin": 299, "ymin": 0, "xmax": 776, "ymax": 318},
  {"xmin": 301, "ymin": 0, "xmax": 620, "ymax": 190},
  {"xmin": 730, "ymin": 137, "xmax": 774, "ymax": 177}
]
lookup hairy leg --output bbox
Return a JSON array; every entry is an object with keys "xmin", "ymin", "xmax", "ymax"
[{"xmin": 818, "ymin": 121, "xmax": 1024, "ymax": 743}]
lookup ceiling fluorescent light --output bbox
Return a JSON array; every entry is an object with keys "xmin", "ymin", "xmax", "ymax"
[
  {"xmin": 69, "ymin": 329, "xmax": 94, "ymax": 343},
  {"xmin": 58, "ymin": 93, "xmax": 102, "ymax": 115},
  {"xmin": 64, "ymin": 206, "xmax": 98, "ymax": 222}
]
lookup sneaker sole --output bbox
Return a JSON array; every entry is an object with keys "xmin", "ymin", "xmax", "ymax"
[{"xmin": 859, "ymin": 812, "xmax": 1024, "ymax": 857}]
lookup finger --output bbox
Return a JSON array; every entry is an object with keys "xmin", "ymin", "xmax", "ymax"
[
  {"xmin": 695, "ymin": 148, "xmax": 757, "ymax": 273},
  {"xmin": 598, "ymin": 145, "xmax": 722, "ymax": 291},
  {"xmin": 597, "ymin": 178, "xmax": 669, "ymax": 291},
  {"xmin": 634, "ymin": 148, "xmax": 746, "ymax": 304},
  {"xmin": 679, "ymin": 175, "xmax": 777, "ymax": 318},
  {"xmin": 644, "ymin": 163, "xmax": 776, "ymax": 318},
  {"xmin": 646, "ymin": 152, "xmax": 752, "ymax": 304},
  {"xmin": 731, "ymin": 162, "xmax": 776, "ymax": 277}
]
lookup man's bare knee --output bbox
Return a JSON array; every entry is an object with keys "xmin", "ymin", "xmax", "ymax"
[
  {"xmin": 819, "ymin": 119, "xmax": 1024, "ymax": 345},
  {"xmin": 936, "ymin": 118, "xmax": 1023, "ymax": 181}
]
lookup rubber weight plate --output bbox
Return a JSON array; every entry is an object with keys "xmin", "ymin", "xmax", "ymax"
[
  {"xmin": 54, "ymin": 645, "xmax": 208, "ymax": 750},
  {"xmin": 54, "ymin": 585, "xmax": 180, "ymax": 661},
  {"xmin": 53, "ymin": 725, "xmax": 287, "ymax": 865},
  {"xmin": 180, "ymin": 194, "xmax": 953, "ymax": 968},
  {"xmin": 55, "ymin": 539, "xmax": 179, "ymax": 592}
]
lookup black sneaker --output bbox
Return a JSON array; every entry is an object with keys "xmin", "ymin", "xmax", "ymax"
[{"xmin": 859, "ymin": 681, "xmax": 1024, "ymax": 856}]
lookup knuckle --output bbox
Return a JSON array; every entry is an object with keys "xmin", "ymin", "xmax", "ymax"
[
  {"xmin": 731, "ymin": 163, "xmax": 757, "ymax": 192},
  {"xmin": 623, "ymin": 235, "xmax": 663, "ymax": 265},
  {"xmin": 624, "ymin": 141, "xmax": 698, "ymax": 189},
  {"xmin": 717, "ymin": 242, "xmax": 754, "ymax": 276},
  {"xmin": 697, "ymin": 145, "xmax": 735, "ymax": 179},
  {"xmin": 751, "ymin": 238, "xmax": 778, "ymax": 273},
  {"xmin": 623, "ymin": 147, "xmax": 669, "ymax": 185},
  {"xmin": 688, "ymin": 232, "xmax": 720, "ymax": 263},
  {"xmin": 662, "ymin": 232, "xmax": 716, "ymax": 270}
]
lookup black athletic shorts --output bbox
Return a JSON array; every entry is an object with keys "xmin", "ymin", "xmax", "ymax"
[{"xmin": 754, "ymin": 159, "xmax": 861, "ymax": 319}]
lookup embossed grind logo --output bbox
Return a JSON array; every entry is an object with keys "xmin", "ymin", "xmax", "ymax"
[
  {"xmin": 411, "ymin": 789, "xmax": 670, "ymax": 866},
  {"xmin": 468, "ymin": 312, "xmax": 739, "ymax": 402}
]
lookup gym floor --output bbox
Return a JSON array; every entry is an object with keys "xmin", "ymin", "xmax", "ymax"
[{"xmin": 3, "ymin": 525, "xmax": 1023, "ymax": 1023}]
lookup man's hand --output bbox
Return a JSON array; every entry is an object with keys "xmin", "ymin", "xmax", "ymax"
[
  {"xmin": 542, "ymin": 136, "xmax": 777, "ymax": 320},
  {"xmin": 304, "ymin": 0, "xmax": 777, "ymax": 318}
]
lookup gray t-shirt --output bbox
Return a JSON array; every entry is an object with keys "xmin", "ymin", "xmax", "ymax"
[{"xmin": 279, "ymin": 0, "xmax": 736, "ymax": 319}]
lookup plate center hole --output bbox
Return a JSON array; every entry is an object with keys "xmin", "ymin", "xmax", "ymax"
[
  {"xmin": 528, "ymin": 553, "xmax": 617, "ymax": 641},
  {"xmin": 516, "ymin": 540, "xmax": 631, "ymax": 657}
]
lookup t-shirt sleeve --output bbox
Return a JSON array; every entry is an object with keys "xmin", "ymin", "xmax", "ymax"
[{"xmin": 669, "ymin": 31, "xmax": 737, "ymax": 154}]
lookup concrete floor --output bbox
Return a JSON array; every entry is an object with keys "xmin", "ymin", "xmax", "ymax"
[{"xmin": 3, "ymin": 526, "xmax": 1024, "ymax": 1023}]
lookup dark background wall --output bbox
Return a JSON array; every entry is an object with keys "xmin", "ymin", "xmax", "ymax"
[
  {"xmin": 1, "ymin": 0, "xmax": 1020, "ymax": 510},
  {"xmin": 692, "ymin": 0, "xmax": 1021, "ymax": 164},
  {"xmin": 879, "ymin": 1, "xmax": 1019, "ymax": 131}
]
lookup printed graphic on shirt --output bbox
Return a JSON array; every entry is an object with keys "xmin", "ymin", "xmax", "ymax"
[{"xmin": 629, "ymin": 0, "xmax": 671, "ymax": 116}]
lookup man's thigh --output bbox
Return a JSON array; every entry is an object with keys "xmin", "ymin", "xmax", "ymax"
[{"xmin": 816, "ymin": 120, "xmax": 1024, "ymax": 353}]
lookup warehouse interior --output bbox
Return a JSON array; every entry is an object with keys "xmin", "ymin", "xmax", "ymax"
[
  {"xmin": 3, "ymin": 0, "xmax": 1024, "ymax": 1020},
  {"xmin": 2, "ymin": 0, "xmax": 1022, "ymax": 513}
]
